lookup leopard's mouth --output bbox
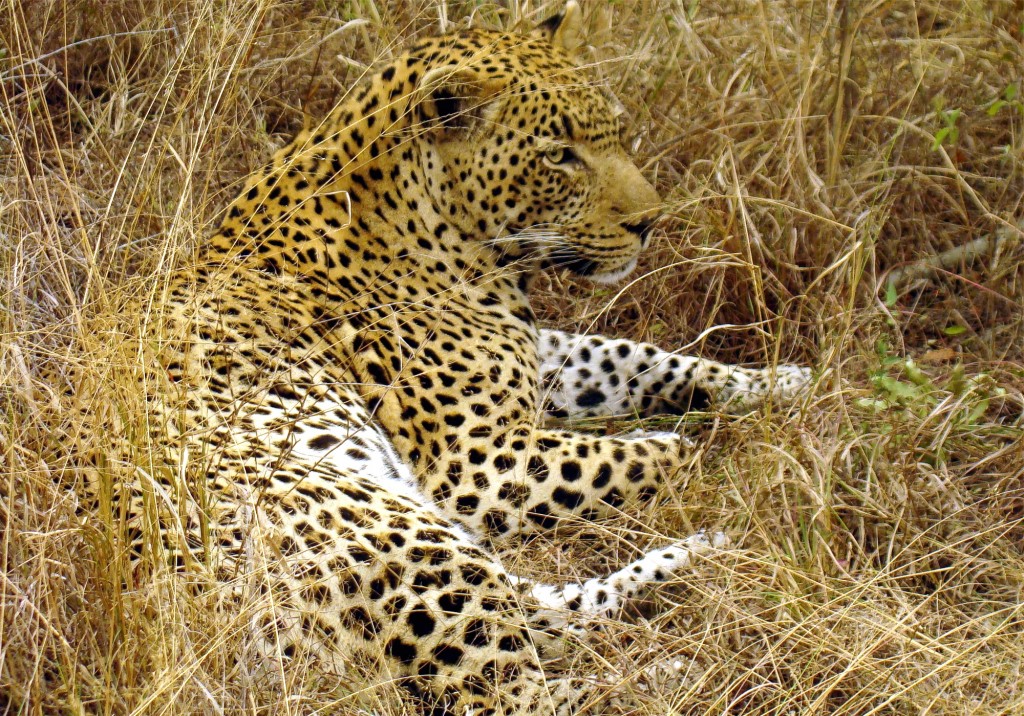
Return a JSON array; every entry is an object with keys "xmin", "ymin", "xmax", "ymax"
[
  {"xmin": 496, "ymin": 223, "xmax": 646, "ymax": 282},
  {"xmin": 548, "ymin": 246, "xmax": 599, "ymax": 276},
  {"xmin": 544, "ymin": 244, "xmax": 640, "ymax": 283}
]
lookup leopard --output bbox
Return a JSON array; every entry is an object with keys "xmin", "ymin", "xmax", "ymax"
[{"xmin": 115, "ymin": 3, "xmax": 811, "ymax": 714}]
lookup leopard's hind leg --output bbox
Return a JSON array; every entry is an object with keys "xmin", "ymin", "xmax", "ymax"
[
  {"xmin": 225, "ymin": 458, "xmax": 584, "ymax": 716},
  {"xmin": 509, "ymin": 531, "xmax": 728, "ymax": 647}
]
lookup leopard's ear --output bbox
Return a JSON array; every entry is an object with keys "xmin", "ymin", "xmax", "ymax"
[
  {"xmin": 531, "ymin": 1, "xmax": 583, "ymax": 55},
  {"xmin": 416, "ymin": 65, "xmax": 504, "ymax": 133}
]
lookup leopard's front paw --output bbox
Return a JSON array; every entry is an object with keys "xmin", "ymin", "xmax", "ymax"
[
  {"xmin": 772, "ymin": 364, "xmax": 813, "ymax": 402},
  {"xmin": 720, "ymin": 364, "xmax": 813, "ymax": 413},
  {"xmin": 623, "ymin": 429, "xmax": 696, "ymax": 455}
]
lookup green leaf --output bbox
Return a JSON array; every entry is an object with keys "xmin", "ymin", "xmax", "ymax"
[
  {"xmin": 1006, "ymin": 82, "xmax": 1019, "ymax": 101},
  {"xmin": 884, "ymin": 280, "xmax": 898, "ymax": 307},
  {"xmin": 943, "ymin": 325, "xmax": 967, "ymax": 336},
  {"xmin": 988, "ymin": 100, "xmax": 1008, "ymax": 116},
  {"xmin": 855, "ymin": 397, "xmax": 890, "ymax": 412},
  {"xmin": 965, "ymin": 398, "xmax": 990, "ymax": 424},
  {"xmin": 873, "ymin": 375, "xmax": 923, "ymax": 402}
]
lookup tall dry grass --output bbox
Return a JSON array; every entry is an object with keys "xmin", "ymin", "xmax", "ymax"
[{"xmin": 2, "ymin": 0, "xmax": 1023, "ymax": 714}]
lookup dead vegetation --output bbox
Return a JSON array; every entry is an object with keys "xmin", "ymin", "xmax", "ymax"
[{"xmin": 2, "ymin": 0, "xmax": 1022, "ymax": 714}]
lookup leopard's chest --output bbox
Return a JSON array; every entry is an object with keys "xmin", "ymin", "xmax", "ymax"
[{"xmin": 342, "ymin": 284, "xmax": 541, "ymax": 471}]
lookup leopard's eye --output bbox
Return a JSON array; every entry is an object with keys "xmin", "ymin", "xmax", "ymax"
[{"xmin": 543, "ymin": 145, "xmax": 575, "ymax": 165}]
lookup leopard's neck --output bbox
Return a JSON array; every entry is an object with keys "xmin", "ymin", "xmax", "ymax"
[{"xmin": 204, "ymin": 54, "xmax": 535, "ymax": 301}]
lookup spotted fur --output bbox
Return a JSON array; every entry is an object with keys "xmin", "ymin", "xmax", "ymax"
[
  {"xmin": 111, "ymin": 4, "xmax": 811, "ymax": 714},
  {"xmin": 539, "ymin": 329, "xmax": 811, "ymax": 418}
]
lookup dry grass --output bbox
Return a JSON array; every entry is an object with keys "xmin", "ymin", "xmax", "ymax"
[{"xmin": 2, "ymin": 0, "xmax": 1023, "ymax": 714}]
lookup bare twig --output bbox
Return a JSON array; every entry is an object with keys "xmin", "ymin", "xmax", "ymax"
[{"xmin": 885, "ymin": 226, "xmax": 1016, "ymax": 286}]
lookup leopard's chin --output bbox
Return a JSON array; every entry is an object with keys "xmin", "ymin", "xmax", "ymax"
[{"xmin": 586, "ymin": 257, "xmax": 639, "ymax": 285}]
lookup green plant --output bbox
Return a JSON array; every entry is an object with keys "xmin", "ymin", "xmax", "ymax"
[{"xmin": 932, "ymin": 107, "xmax": 962, "ymax": 150}]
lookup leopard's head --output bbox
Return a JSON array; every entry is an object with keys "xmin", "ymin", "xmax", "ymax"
[{"xmin": 412, "ymin": 3, "xmax": 661, "ymax": 283}]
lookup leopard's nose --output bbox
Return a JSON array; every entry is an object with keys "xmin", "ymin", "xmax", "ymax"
[{"xmin": 607, "ymin": 156, "xmax": 661, "ymax": 226}]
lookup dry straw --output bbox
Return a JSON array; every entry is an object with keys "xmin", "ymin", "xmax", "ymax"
[{"xmin": 2, "ymin": 1, "xmax": 1022, "ymax": 714}]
